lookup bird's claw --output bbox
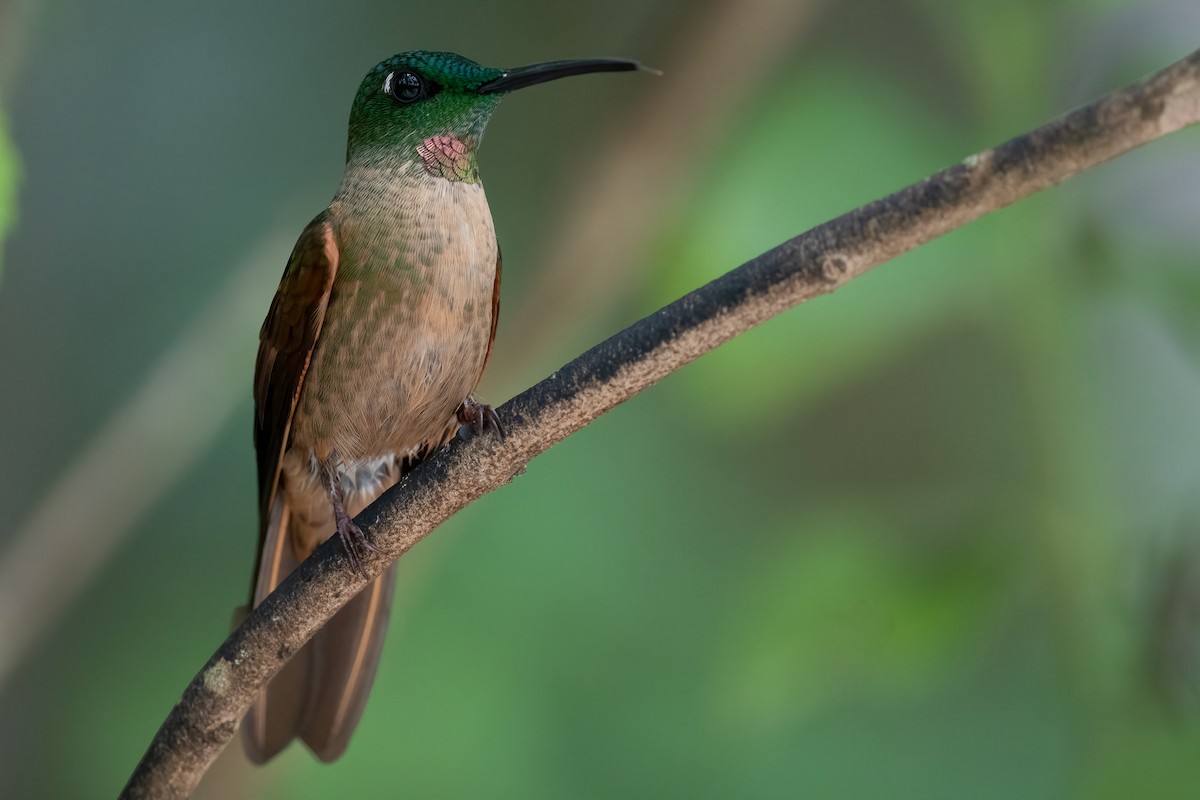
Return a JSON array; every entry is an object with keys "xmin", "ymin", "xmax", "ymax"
[
  {"xmin": 457, "ymin": 397, "xmax": 506, "ymax": 440},
  {"xmin": 336, "ymin": 515, "xmax": 378, "ymax": 580},
  {"xmin": 321, "ymin": 453, "xmax": 379, "ymax": 579}
]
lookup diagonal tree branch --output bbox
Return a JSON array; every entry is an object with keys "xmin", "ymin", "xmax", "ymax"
[{"xmin": 122, "ymin": 48, "xmax": 1200, "ymax": 800}]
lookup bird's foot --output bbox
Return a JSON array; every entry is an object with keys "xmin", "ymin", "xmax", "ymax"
[
  {"xmin": 457, "ymin": 397, "xmax": 506, "ymax": 440},
  {"xmin": 335, "ymin": 513, "xmax": 378, "ymax": 580},
  {"xmin": 322, "ymin": 454, "xmax": 379, "ymax": 579}
]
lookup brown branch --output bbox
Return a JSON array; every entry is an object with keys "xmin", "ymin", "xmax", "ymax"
[{"xmin": 121, "ymin": 48, "xmax": 1200, "ymax": 799}]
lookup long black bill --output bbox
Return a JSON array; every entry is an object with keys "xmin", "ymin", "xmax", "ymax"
[{"xmin": 477, "ymin": 58, "xmax": 643, "ymax": 94}]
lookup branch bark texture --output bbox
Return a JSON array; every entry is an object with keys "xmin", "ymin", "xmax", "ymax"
[{"xmin": 122, "ymin": 48, "xmax": 1200, "ymax": 799}]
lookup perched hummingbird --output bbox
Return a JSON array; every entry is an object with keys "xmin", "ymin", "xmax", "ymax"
[{"xmin": 244, "ymin": 51, "xmax": 640, "ymax": 763}]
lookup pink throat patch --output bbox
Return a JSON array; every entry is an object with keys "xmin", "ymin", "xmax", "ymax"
[{"xmin": 418, "ymin": 134, "xmax": 475, "ymax": 181}]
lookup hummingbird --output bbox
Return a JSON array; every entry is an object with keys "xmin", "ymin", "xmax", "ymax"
[{"xmin": 243, "ymin": 51, "xmax": 641, "ymax": 763}]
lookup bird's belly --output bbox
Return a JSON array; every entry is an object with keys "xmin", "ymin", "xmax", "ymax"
[
  {"xmin": 290, "ymin": 277, "xmax": 494, "ymax": 463},
  {"xmin": 288, "ymin": 175, "xmax": 499, "ymax": 465}
]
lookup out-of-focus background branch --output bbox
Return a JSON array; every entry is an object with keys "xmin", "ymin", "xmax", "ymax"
[{"xmin": 2, "ymin": 1, "xmax": 1199, "ymax": 798}]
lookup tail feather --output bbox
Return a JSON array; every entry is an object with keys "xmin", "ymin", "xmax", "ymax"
[
  {"xmin": 301, "ymin": 564, "xmax": 397, "ymax": 761},
  {"xmin": 243, "ymin": 640, "xmax": 314, "ymax": 763},
  {"xmin": 242, "ymin": 499, "xmax": 314, "ymax": 764},
  {"xmin": 241, "ymin": 487, "xmax": 398, "ymax": 763}
]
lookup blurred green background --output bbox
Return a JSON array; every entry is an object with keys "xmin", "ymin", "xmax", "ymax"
[{"xmin": 1, "ymin": 0, "xmax": 1199, "ymax": 797}]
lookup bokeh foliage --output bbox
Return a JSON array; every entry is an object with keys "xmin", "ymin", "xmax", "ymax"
[
  {"xmin": 0, "ymin": 112, "xmax": 15, "ymax": 279},
  {"xmin": 0, "ymin": 0, "xmax": 1198, "ymax": 798}
]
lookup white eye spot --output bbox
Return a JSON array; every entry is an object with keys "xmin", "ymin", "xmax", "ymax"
[{"xmin": 382, "ymin": 71, "xmax": 394, "ymax": 95}]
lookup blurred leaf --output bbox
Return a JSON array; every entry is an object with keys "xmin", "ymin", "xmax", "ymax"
[
  {"xmin": 918, "ymin": 0, "xmax": 1055, "ymax": 126},
  {"xmin": 0, "ymin": 109, "xmax": 16, "ymax": 280},
  {"xmin": 1084, "ymin": 718, "xmax": 1200, "ymax": 800},
  {"xmin": 711, "ymin": 507, "xmax": 1007, "ymax": 731},
  {"xmin": 1090, "ymin": 298, "xmax": 1200, "ymax": 528}
]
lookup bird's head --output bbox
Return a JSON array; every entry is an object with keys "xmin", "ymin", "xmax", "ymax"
[{"xmin": 346, "ymin": 51, "xmax": 640, "ymax": 182}]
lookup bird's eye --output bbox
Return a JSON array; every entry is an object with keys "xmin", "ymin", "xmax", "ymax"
[{"xmin": 384, "ymin": 70, "xmax": 426, "ymax": 105}]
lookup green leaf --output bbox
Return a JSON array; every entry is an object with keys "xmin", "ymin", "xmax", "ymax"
[{"xmin": 0, "ymin": 109, "xmax": 16, "ymax": 281}]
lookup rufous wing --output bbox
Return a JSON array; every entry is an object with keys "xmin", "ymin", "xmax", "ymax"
[
  {"xmin": 480, "ymin": 247, "xmax": 502, "ymax": 380},
  {"xmin": 243, "ymin": 213, "xmax": 339, "ymax": 763},
  {"xmin": 252, "ymin": 212, "xmax": 339, "ymax": 539}
]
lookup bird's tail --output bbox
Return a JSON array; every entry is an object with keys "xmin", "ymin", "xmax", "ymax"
[{"xmin": 241, "ymin": 492, "xmax": 396, "ymax": 763}]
